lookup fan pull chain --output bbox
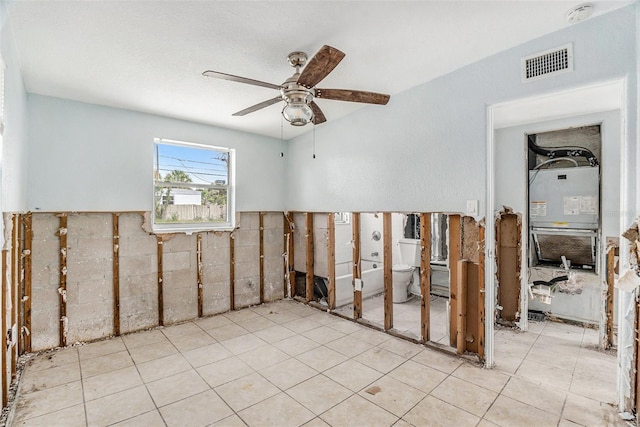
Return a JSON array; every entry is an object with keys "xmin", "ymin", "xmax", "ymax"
[
  {"xmin": 312, "ymin": 125, "xmax": 316, "ymax": 159},
  {"xmin": 280, "ymin": 116, "xmax": 284, "ymax": 157}
]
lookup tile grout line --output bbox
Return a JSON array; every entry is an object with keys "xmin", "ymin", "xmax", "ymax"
[
  {"xmin": 124, "ymin": 331, "xmax": 170, "ymax": 427},
  {"xmin": 76, "ymin": 348, "xmax": 89, "ymax": 427}
]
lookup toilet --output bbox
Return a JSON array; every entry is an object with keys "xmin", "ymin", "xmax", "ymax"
[{"xmin": 392, "ymin": 239, "xmax": 421, "ymax": 303}]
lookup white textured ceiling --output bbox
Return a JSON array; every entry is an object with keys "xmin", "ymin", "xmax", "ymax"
[{"xmin": 8, "ymin": 1, "xmax": 633, "ymax": 139}]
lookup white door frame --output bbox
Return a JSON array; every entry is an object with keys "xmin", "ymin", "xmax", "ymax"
[{"xmin": 485, "ymin": 79, "xmax": 631, "ymax": 413}]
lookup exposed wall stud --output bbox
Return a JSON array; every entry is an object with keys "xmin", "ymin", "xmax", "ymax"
[
  {"xmin": 156, "ymin": 235, "xmax": 164, "ymax": 326},
  {"xmin": 112, "ymin": 213, "xmax": 121, "ymax": 335},
  {"xmin": 259, "ymin": 212, "xmax": 265, "ymax": 303},
  {"xmin": 448, "ymin": 214, "xmax": 461, "ymax": 347},
  {"xmin": 352, "ymin": 213, "xmax": 362, "ymax": 319},
  {"xmin": 230, "ymin": 232, "xmax": 235, "ymax": 310},
  {"xmin": 58, "ymin": 213, "xmax": 68, "ymax": 347},
  {"xmin": 197, "ymin": 233, "xmax": 203, "ymax": 317},
  {"xmin": 420, "ymin": 213, "xmax": 431, "ymax": 343},
  {"xmin": 383, "ymin": 212, "xmax": 393, "ymax": 331},
  {"xmin": 22, "ymin": 213, "xmax": 32, "ymax": 353},
  {"xmin": 305, "ymin": 213, "xmax": 314, "ymax": 303},
  {"xmin": 11, "ymin": 214, "xmax": 18, "ymax": 375},
  {"xmin": 477, "ymin": 224, "xmax": 486, "ymax": 359},
  {"xmin": 456, "ymin": 260, "xmax": 468, "ymax": 355},
  {"xmin": 606, "ymin": 245, "xmax": 617, "ymax": 348},
  {"xmin": 327, "ymin": 213, "xmax": 336, "ymax": 309},
  {"xmin": 285, "ymin": 213, "xmax": 295, "ymax": 298},
  {"xmin": 2, "ymin": 249, "xmax": 8, "ymax": 407}
]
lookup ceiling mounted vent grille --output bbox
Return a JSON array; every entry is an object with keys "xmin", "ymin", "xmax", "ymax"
[{"xmin": 522, "ymin": 44, "xmax": 573, "ymax": 82}]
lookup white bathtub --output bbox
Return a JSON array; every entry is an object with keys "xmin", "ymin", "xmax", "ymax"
[{"xmin": 335, "ymin": 260, "xmax": 384, "ymax": 308}]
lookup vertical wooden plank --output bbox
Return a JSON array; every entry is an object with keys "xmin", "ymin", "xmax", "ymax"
[
  {"xmin": 477, "ymin": 224, "xmax": 486, "ymax": 359},
  {"xmin": 2, "ymin": 249, "xmax": 8, "ymax": 407},
  {"xmin": 352, "ymin": 213, "xmax": 362, "ymax": 319},
  {"xmin": 327, "ymin": 213, "xmax": 336, "ymax": 309},
  {"xmin": 197, "ymin": 233, "xmax": 203, "ymax": 317},
  {"xmin": 420, "ymin": 213, "xmax": 431, "ymax": 343},
  {"xmin": 383, "ymin": 212, "xmax": 393, "ymax": 331},
  {"xmin": 230, "ymin": 232, "xmax": 235, "ymax": 310},
  {"xmin": 23, "ymin": 213, "xmax": 32, "ymax": 353},
  {"xmin": 496, "ymin": 214, "xmax": 520, "ymax": 323},
  {"xmin": 465, "ymin": 262, "xmax": 480, "ymax": 353},
  {"xmin": 259, "ymin": 212, "xmax": 265, "ymax": 304},
  {"xmin": 16, "ymin": 214, "xmax": 24, "ymax": 356},
  {"xmin": 112, "ymin": 213, "xmax": 120, "ymax": 336},
  {"xmin": 449, "ymin": 214, "xmax": 461, "ymax": 347},
  {"xmin": 157, "ymin": 236, "xmax": 164, "ymax": 326},
  {"xmin": 606, "ymin": 246, "xmax": 616, "ymax": 348},
  {"xmin": 11, "ymin": 214, "xmax": 18, "ymax": 375},
  {"xmin": 305, "ymin": 213, "xmax": 314, "ymax": 303},
  {"xmin": 285, "ymin": 213, "xmax": 295, "ymax": 298},
  {"xmin": 58, "ymin": 213, "xmax": 68, "ymax": 348},
  {"xmin": 456, "ymin": 260, "xmax": 468, "ymax": 355}
]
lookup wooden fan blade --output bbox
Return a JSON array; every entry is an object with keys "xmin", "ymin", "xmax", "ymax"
[
  {"xmin": 316, "ymin": 88, "xmax": 390, "ymax": 105},
  {"xmin": 310, "ymin": 101, "xmax": 326, "ymax": 125},
  {"xmin": 297, "ymin": 45, "xmax": 345, "ymax": 88},
  {"xmin": 203, "ymin": 70, "xmax": 281, "ymax": 90},
  {"xmin": 232, "ymin": 97, "xmax": 282, "ymax": 116}
]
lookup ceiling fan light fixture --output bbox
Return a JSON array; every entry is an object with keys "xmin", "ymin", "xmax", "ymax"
[{"xmin": 282, "ymin": 102, "xmax": 313, "ymax": 126}]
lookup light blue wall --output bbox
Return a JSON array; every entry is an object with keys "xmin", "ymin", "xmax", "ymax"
[
  {"xmin": 27, "ymin": 95, "xmax": 287, "ymax": 212},
  {"xmin": 286, "ymin": 5, "xmax": 637, "ymax": 215},
  {"xmin": 1, "ymin": 1, "xmax": 29, "ymax": 214},
  {"xmin": 11, "ymin": 4, "xmax": 640, "ymax": 218}
]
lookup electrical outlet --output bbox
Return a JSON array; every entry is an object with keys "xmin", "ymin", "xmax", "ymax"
[
  {"xmin": 353, "ymin": 278, "xmax": 363, "ymax": 291},
  {"xmin": 467, "ymin": 199, "xmax": 479, "ymax": 216}
]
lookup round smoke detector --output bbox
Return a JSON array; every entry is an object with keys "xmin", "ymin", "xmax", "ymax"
[{"xmin": 566, "ymin": 3, "xmax": 594, "ymax": 24}]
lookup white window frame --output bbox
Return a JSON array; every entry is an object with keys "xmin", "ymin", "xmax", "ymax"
[{"xmin": 153, "ymin": 138, "xmax": 235, "ymax": 233}]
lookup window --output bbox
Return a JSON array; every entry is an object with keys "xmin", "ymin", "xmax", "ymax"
[{"xmin": 153, "ymin": 138, "xmax": 235, "ymax": 232}]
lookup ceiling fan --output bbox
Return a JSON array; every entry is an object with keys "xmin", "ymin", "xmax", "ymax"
[{"xmin": 202, "ymin": 45, "xmax": 390, "ymax": 126}]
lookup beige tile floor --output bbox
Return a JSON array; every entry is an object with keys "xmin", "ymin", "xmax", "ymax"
[
  {"xmin": 9, "ymin": 299, "xmax": 626, "ymax": 427},
  {"xmin": 335, "ymin": 293, "xmax": 450, "ymax": 344}
]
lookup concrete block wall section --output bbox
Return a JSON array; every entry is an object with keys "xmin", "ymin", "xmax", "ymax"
[
  {"xmin": 263, "ymin": 212, "xmax": 285, "ymax": 302},
  {"xmin": 293, "ymin": 212, "xmax": 307, "ymax": 272},
  {"xmin": 118, "ymin": 213, "xmax": 159, "ymax": 333},
  {"xmin": 201, "ymin": 231, "xmax": 230, "ymax": 316},
  {"xmin": 66, "ymin": 213, "xmax": 114, "ymax": 344},
  {"xmin": 30, "ymin": 214, "xmax": 60, "ymax": 351},
  {"xmin": 162, "ymin": 234, "xmax": 198, "ymax": 324},
  {"xmin": 22, "ymin": 211, "xmax": 285, "ymax": 352},
  {"xmin": 234, "ymin": 213, "xmax": 260, "ymax": 308}
]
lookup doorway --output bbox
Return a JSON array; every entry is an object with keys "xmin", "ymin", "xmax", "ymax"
[{"xmin": 487, "ymin": 79, "xmax": 629, "ymax": 410}]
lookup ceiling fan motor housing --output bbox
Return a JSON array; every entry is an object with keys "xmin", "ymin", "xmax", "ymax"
[{"xmin": 281, "ymin": 73, "xmax": 315, "ymax": 125}]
